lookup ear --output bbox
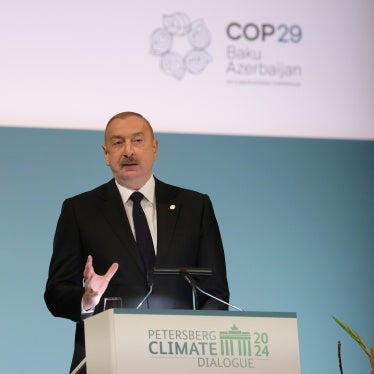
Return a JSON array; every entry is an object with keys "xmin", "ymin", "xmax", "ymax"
[
  {"xmin": 153, "ymin": 139, "xmax": 159, "ymax": 158},
  {"xmin": 102, "ymin": 145, "xmax": 110, "ymax": 165}
]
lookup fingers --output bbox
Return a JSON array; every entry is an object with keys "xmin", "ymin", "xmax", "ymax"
[
  {"xmin": 104, "ymin": 262, "xmax": 119, "ymax": 281},
  {"xmin": 81, "ymin": 256, "xmax": 119, "ymax": 310},
  {"xmin": 83, "ymin": 255, "xmax": 119, "ymax": 283},
  {"xmin": 83, "ymin": 255, "xmax": 94, "ymax": 280}
]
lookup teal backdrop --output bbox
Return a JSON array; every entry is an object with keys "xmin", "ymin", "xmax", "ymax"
[{"xmin": 0, "ymin": 126, "xmax": 373, "ymax": 373}]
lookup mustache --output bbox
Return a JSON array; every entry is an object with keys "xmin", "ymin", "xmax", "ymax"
[{"xmin": 121, "ymin": 159, "xmax": 139, "ymax": 166}]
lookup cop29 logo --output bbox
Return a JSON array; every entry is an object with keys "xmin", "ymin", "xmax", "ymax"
[
  {"xmin": 149, "ymin": 13, "xmax": 212, "ymax": 80},
  {"xmin": 226, "ymin": 22, "xmax": 303, "ymax": 43}
]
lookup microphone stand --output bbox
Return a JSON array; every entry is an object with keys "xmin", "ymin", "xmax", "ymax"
[
  {"xmin": 182, "ymin": 271, "xmax": 242, "ymax": 311},
  {"xmin": 70, "ymin": 358, "xmax": 86, "ymax": 374},
  {"xmin": 136, "ymin": 271, "xmax": 154, "ymax": 309},
  {"xmin": 136, "ymin": 283, "xmax": 154, "ymax": 309},
  {"xmin": 182, "ymin": 272, "xmax": 199, "ymax": 310}
]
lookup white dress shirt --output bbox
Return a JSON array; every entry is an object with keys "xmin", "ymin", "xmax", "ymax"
[{"xmin": 115, "ymin": 175, "xmax": 157, "ymax": 253}]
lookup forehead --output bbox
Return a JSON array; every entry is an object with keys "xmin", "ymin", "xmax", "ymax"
[{"xmin": 105, "ymin": 116, "xmax": 152, "ymax": 139}]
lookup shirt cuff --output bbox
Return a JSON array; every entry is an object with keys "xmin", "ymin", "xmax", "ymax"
[{"xmin": 81, "ymin": 300, "xmax": 95, "ymax": 314}]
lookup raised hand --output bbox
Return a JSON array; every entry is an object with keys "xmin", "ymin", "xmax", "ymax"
[{"xmin": 82, "ymin": 255, "xmax": 119, "ymax": 311}]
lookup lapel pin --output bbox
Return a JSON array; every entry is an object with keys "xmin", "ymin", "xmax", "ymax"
[{"xmin": 170, "ymin": 204, "xmax": 176, "ymax": 210}]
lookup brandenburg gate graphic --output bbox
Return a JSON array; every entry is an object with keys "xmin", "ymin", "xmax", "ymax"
[{"xmin": 220, "ymin": 325, "xmax": 252, "ymax": 356}]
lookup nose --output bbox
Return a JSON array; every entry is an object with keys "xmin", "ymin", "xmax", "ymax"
[{"xmin": 123, "ymin": 140, "xmax": 134, "ymax": 158}]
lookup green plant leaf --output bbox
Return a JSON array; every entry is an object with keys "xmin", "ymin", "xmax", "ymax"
[{"xmin": 333, "ymin": 316, "xmax": 371, "ymax": 358}]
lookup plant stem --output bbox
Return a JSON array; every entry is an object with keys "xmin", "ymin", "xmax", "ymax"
[{"xmin": 338, "ymin": 340, "xmax": 343, "ymax": 374}]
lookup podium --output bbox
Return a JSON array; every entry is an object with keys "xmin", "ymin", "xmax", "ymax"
[{"xmin": 84, "ymin": 309, "xmax": 301, "ymax": 373}]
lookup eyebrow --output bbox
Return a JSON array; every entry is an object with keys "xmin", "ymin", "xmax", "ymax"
[{"xmin": 110, "ymin": 132, "xmax": 144, "ymax": 139}]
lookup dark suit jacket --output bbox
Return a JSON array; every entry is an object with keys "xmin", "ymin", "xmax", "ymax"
[{"xmin": 44, "ymin": 178, "xmax": 229, "ymax": 372}]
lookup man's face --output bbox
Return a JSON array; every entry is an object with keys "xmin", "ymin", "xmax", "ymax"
[{"xmin": 102, "ymin": 116, "xmax": 158, "ymax": 189}]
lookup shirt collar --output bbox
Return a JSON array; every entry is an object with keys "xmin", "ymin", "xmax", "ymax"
[{"xmin": 115, "ymin": 176, "xmax": 155, "ymax": 205}]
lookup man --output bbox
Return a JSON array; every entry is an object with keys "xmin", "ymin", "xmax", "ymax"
[{"xmin": 44, "ymin": 112, "xmax": 230, "ymax": 373}]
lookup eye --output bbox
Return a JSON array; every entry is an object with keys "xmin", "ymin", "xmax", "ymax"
[
  {"xmin": 133, "ymin": 137, "xmax": 144, "ymax": 144},
  {"xmin": 112, "ymin": 139, "xmax": 123, "ymax": 147}
]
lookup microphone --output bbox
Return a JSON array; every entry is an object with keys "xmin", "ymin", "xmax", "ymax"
[
  {"xmin": 149, "ymin": 267, "xmax": 242, "ymax": 311},
  {"xmin": 136, "ymin": 270, "xmax": 154, "ymax": 309},
  {"xmin": 152, "ymin": 267, "xmax": 213, "ymax": 277}
]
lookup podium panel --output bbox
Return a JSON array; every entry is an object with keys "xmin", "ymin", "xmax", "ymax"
[{"xmin": 85, "ymin": 309, "xmax": 300, "ymax": 373}]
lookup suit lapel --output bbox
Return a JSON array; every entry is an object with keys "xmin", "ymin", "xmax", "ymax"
[
  {"xmin": 96, "ymin": 179, "xmax": 181, "ymax": 270},
  {"xmin": 98, "ymin": 179, "xmax": 145, "ymax": 274},
  {"xmin": 155, "ymin": 179, "xmax": 180, "ymax": 263}
]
